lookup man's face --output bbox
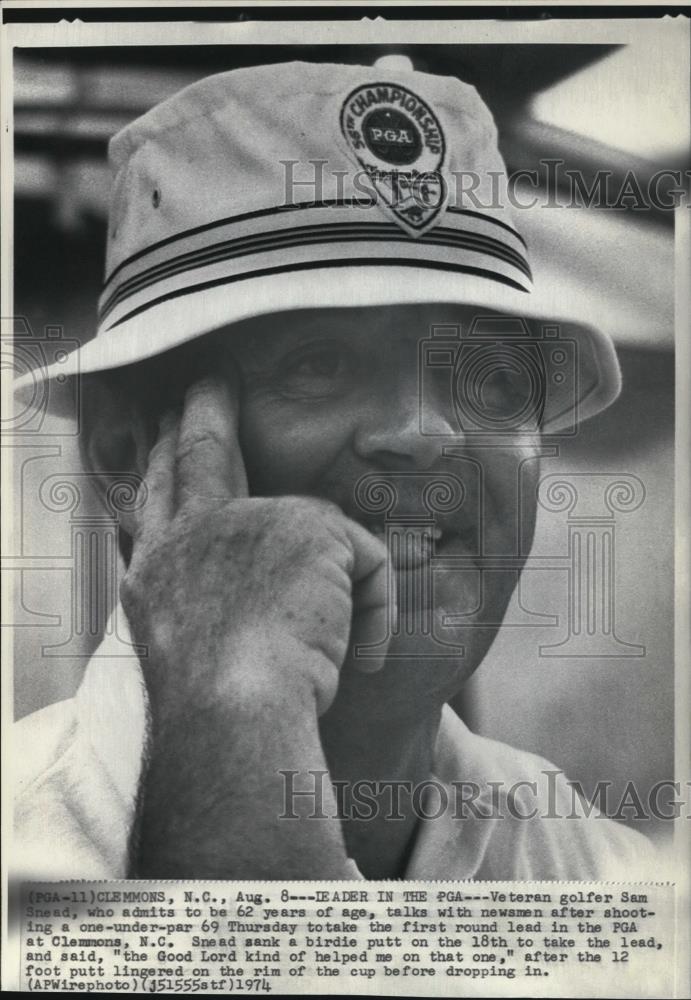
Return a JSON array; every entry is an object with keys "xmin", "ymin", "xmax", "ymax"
[{"xmin": 212, "ymin": 303, "xmax": 541, "ymax": 719}]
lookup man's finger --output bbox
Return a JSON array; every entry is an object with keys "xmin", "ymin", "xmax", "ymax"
[
  {"xmin": 132, "ymin": 410, "xmax": 177, "ymax": 540},
  {"xmin": 175, "ymin": 374, "xmax": 248, "ymax": 511},
  {"xmin": 341, "ymin": 521, "xmax": 394, "ymax": 674}
]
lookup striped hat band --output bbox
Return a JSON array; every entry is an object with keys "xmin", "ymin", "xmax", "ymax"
[{"xmin": 99, "ymin": 201, "xmax": 532, "ymax": 333}]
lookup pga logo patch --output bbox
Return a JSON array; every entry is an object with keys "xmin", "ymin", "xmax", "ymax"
[{"xmin": 340, "ymin": 81, "xmax": 447, "ymax": 235}]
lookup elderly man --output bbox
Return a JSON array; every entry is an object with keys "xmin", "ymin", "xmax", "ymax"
[{"xmin": 15, "ymin": 58, "xmax": 653, "ymax": 881}]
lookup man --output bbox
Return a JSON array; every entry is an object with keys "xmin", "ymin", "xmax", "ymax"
[{"xmin": 14, "ymin": 57, "xmax": 654, "ymax": 881}]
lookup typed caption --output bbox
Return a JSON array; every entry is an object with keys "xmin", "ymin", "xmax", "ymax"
[{"xmin": 15, "ymin": 880, "xmax": 673, "ymax": 996}]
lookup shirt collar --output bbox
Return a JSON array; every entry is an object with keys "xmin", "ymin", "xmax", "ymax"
[{"xmin": 75, "ymin": 607, "xmax": 148, "ymax": 809}]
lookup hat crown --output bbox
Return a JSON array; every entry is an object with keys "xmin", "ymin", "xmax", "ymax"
[
  {"xmin": 108, "ymin": 59, "xmax": 496, "ymax": 166},
  {"xmin": 104, "ymin": 59, "xmax": 518, "ymax": 285}
]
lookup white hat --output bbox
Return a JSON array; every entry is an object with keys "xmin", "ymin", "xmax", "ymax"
[{"xmin": 16, "ymin": 58, "xmax": 621, "ymax": 432}]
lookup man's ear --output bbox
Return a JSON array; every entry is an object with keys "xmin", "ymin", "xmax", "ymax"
[{"xmin": 79, "ymin": 372, "xmax": 156, "ymax": 542}]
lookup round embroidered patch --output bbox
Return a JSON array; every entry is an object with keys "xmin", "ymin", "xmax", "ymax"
[
  {"xmin": 340, "ymin": 81, "xmax": 447, "ymax": 234},
  {"xmin": 362, "ymin": 107, "xmax": 423, "ymax": 165}
]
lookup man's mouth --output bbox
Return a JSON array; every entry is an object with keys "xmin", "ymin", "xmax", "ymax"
[{"xmin": 366, "ymin": 523, "xmax": 446, "ymax": 570}]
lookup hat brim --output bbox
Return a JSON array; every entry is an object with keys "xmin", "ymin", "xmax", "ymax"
[{"xmin": 14, "ymin": 264, "xmax": 620, "ymax": 433}]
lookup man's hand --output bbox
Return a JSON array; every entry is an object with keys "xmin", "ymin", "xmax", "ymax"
[
  {"xmin": 123, "ymin": 375, "xmax": 390, "ymax": 717},
  {"xmin": 121, "ymin": 375, "xmax": 390, "ymax": 877}
]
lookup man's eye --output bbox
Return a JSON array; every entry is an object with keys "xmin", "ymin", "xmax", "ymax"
[
  {"xmin": 297, "ymin": 350, "xmax": 346, "ymax": 378},
  {"xmin": 482, "ymin": 366, "xmax": 544, "ymax": 427},
  {"xmin": 481, "ymin": 367, "xmax": 528, "ymax": 411},
  {"xmin": 280, "ymin": 346, "xmax": 356, "ymax": 397}
]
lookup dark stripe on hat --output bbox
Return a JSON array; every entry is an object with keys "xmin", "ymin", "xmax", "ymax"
[
  {"xmin": 102, "ymin": 223, "xmax": 531, "ymax": 318},
  {"xmin": 104, "ymin": 258, "xmax": 529, "ymax": 334},
  {"xmin": 103, "ymin": 200, "xmax": 528, "ymax": 291},
  {"xmin": 446, "ymin": 207, "xmax": 527, "ymax": 249},
  {"xmin": 100, "ymin": 223, "xmax": 532, "ymax": 323}
]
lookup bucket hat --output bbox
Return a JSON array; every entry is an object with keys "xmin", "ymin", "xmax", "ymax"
[{"xmin": 15, "ymin": 57, "xmax": 621, "ymax": 432}]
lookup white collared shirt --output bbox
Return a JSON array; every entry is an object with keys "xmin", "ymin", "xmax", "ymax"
[{"xmin": 13, "ymin": 617, "xmax": 659, "ymax": 882}]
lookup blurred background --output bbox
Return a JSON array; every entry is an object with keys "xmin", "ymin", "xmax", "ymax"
[{"xmin": 10, "ymin": 43, "xmax": 684, "ymax": 842}]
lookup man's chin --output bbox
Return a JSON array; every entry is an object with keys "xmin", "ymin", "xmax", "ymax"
[{"xmin": 337, "ymin": 631, "xmax": 489, "ymax": 721}]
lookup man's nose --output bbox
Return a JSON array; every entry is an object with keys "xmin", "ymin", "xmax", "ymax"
[{"xmin": 353, "ymin": 383, "xmax": 460, "ymax": 471}]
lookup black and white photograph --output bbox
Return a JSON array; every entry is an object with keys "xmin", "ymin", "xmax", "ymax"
[{"xmin": 2, "ymin": 3, "xmax": 689, "ymax": 996}]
